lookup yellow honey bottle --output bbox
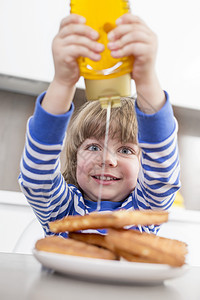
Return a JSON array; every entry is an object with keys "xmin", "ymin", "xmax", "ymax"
[{"xmin": 70, "ymin": 0, "xmax": 133, "ymax": 107}]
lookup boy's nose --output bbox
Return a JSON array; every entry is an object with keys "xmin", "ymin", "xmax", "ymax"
[{"xmin": 102, "ymin": 150, "xmax": 117, "ymax": 167}]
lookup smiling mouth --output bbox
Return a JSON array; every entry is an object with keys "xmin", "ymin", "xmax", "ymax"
[{"xmin": 92, "ymin": 175, "xmax": 120, "ymax": 181}]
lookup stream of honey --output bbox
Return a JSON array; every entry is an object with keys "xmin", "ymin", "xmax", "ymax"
[{"xmin": 96, "ymin": 101, "xmax": 112, "ymax": 211}]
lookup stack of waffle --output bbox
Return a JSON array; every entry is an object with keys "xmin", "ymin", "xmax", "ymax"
[{"xmin": 35, "ymin": 210, "xmax": 187, "ymax": 267}]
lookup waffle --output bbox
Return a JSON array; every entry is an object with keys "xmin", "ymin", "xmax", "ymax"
[
  {"xmin": 69, "ymin": 232, "xmax": 115, "ymax": 252},
  {"xmin": 35, "ymin": 236, "xmax": 118, "ymax": 260},
  {"xmin": 106, "ymin": 229, "xmax": 188, "ymax": 266},
  {"xmin": 49, "ymin": 210, "xmax": 168, "ymax": 233},
  {"xmin": 36, "ymin": 210, "xmax": 188, "ymax": 266}
]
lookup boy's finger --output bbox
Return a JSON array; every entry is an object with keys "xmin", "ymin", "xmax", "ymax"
[
  {"xmin": 59, "ymin": 23, "xmax": 99, "ymax": 40},
  {"xmin": 116, "ymin": 14, "xmax": 147, "ymax": 26},
  {"xmin": 108, "ymin": 22, "xmax": 150, "ymax": 42},
  {"xmin": 110, "ymin": 42, "xmax": 149, "ymax": 58},
  {"xmin": 60, "ymin": 14, "xmax": 86, "ymax": 29},
  {"xmin": 108, "ymin": 30, "xmax": 150, "ymax": 50},
  {"xmin": 63, "ymin": 35, "xmax": 104, "ymax": 53},
  {"xmin": 108, "ymin": 24, "xmax": 133, "ymax": 41},
  {"xmin": 64, "ymin": 45, "xmax": 101, "ymax": 62}
]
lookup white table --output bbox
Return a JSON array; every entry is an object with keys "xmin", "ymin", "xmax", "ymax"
[{"xmin": 0, "ymin": 253, "xmax": 200, "ymax": 300}]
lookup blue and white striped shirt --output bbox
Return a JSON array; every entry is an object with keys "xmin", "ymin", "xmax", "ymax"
[{"xmin": 18, "ymin": 92, "xmax": 180, "ymax": 237}]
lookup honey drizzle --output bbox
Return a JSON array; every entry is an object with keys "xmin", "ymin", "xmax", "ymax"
[{"xmin": 96, "ymin": 101, "xmax": 112, "ymax": 211}]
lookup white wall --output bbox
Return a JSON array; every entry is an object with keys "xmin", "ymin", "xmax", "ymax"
[
  {"xmin": 0, "ymin": 191, "xmax": 43, "ymax": 253},
  {"xmin": 0, "ymin": 0, "xmax": 200, "ymax": 109},
  {"xmin": 0, "ymin": 0, "xmax": 68, "ymax": 81}
]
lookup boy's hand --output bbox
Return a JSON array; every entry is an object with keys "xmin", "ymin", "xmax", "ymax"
[
  {"xmin": 42, "ymin": 14, "xmax": 104, "ymax": 114},
  {"xmin": 52, "ymin": 14, "xmax": 104, "ymax": 88},
  {"xmin": 108, "ymin": 14, "xmax": 165, "ymax": 113},
  {"xmin": 107, "ymin": 14, "xmax": 157, "ymax": 85}
]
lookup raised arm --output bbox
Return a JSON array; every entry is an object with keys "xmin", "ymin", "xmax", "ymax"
[
  {"xmin": 107, "ymin": 14, "xmax": 180, "ymax": 224},
  {"xmin": 18, "ymin": 14, "xmax": 104, "ymax": 234}
]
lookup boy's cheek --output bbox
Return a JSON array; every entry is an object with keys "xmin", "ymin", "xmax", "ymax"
[
  {"xmin": 76, "ymin": 161, "xmax": 89, "ymax": 175},
  {"xmin": 77, "ymin": 151, "xmax": 100, "ymax": 166},
  {"xmin": 124, "ymin": 164, "xmax": 140, "ymax": 186},
  {"xmin": 127, "ymin": 177, "xmax": 138, "ymax": 191},
  {"xmin": 76, "ymin": 160, "xmax": 93, "ymax": 177}
]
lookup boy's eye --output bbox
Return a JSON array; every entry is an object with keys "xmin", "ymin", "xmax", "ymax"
[
  {"xmin": 86, "ymin": 144, "xmax": 101, "ymax": 151},
  {"xmin": 119, "ymin": 147, "xmax": 134, "ymax": 155}
]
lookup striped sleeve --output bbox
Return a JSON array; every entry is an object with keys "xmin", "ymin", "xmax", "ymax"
[
  {"xmin": 18, "ymin": 93, "xmax": 75, "ymax": 235},
  {"xmin": 134, "ymin": 92, "xmax": 181, "ymax": 224},
  {"xmin": 18, "ymin": 121, "xmax": 73, "ymax": 235}
]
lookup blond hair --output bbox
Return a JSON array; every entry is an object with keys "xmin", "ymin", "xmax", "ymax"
[{"xmin": 63, "ymin": 98, "xmax": 138, "ymax": 186}]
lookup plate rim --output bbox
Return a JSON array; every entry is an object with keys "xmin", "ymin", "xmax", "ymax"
[{"xmin": 33, "ymin": 248, "xmax": 189, "ymax": 284}]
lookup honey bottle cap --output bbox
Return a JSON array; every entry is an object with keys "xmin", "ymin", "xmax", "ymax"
[{"xmin": 84, "ymin": 73, "xmax": 131, "ymax": 108}]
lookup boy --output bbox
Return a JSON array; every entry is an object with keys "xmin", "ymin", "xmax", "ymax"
[{"xmin": 19, "ymin": 14, "xmax": 180, "ymax": 237}]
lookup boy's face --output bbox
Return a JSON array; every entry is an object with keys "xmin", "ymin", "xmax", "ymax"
[{"xmin": 76, "ymin": 137, "xmax": 140, "ymax": 202}]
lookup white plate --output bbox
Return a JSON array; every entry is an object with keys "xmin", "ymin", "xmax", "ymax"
[{"xmin": 33, "ymin": 249, "xmax": 189, "ymax": 284}]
